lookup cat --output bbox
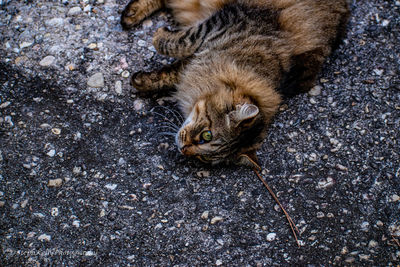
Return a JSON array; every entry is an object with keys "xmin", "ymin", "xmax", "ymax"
[{"xmin": 121, "ymin": 0, "xmax": 350, "ymax": 168}]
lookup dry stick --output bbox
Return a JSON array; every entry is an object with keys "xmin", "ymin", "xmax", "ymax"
[
  {"xmin": 253, "ymin": 168, "xmax": 300, "ymax": 247},
  {"xmin": 392, "ymin": 235, "xmax": 400, "ymax": 247}
]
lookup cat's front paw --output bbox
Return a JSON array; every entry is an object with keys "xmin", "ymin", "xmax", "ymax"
[
  {"xmin": 131, "ymin": 71, "xmax": 159, "ymax": 92},
  {"xmin": 121, "ymin": 0, "xmax": 147, "ymax": 29}
]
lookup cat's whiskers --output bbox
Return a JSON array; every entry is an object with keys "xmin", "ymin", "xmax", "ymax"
[
  {"xmin": 157, "ymin": 124, "xmax": 179, "ymax": 132},
  {"xmin": 153, "ymin": 105, "xmax": 184, "ymax": 124}
]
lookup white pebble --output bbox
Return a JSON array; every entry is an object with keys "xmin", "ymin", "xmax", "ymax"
[
  {"xmin": 115, "ymin": 81, "xmax": 123, "ymax": 95},
  {"xmin": 38, "ymin": 234, "xmax": 51, "ymax": 242},
  {"xmin": 137, "ymin": 40, "xmax": 147, "ymax": 47},
  {"xmin": 84, "ymin": 5, "xmax": 91, "ymax": 12},
  {"xmin": 68, "ymin": 6, "xmax": 82, "ymax": 16},
  {"xmin": 134, "ymin": 99, "xmax": 144, "ymax": 111},
  {"xmin": 51, "ymin": 207, "xmax": 59, "ymax": 216},
  {"xmin": 0, "ymin": 101, "xmax": 11, "ymax": 108},
  {"xmin": 121, "ymin": 70, "xmax": 130, "ymax": 78},
  {"xmin": 142, "ymin": 19, "xmax": 153, "ymax": 28},
  {"xmin": 39, "ymin": 56, "xmax": 55, "ymax": 67},
  {"xmin": 47, "ymin": 149, "xmax": 56, "ymax": 157},
  {"xmin": 87, "ymin": 72, "xmax": 105, "ymax": 88},
  {"xmin": 267, "ymin": 233, "xmax": 277, "ymax": 241},
  {"xmin": 72, "ymin": 220, "xmax": 80, "ymax": 227},
  {"xmin": 105, "ymin": 184, "xmax": 117, "ymax": 190},
  {"xmin": 216, "ymin": 260, "xmax": 223, "ymax": 266},
  {"xmin": 45, "ymin": 18, "xmax": 64, "ymax": 27},
  {"xmin": 19, "ymin": 41, "xmax": 33, "ymax": 49},
  {"xmin": 308, "ymin": 85, "xmax": 322, "ymax": 96}
]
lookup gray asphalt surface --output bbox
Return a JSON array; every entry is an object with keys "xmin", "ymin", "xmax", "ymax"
[{"xmin": 1, "ymin": 0, "xmax": 399, "ymax": 265}]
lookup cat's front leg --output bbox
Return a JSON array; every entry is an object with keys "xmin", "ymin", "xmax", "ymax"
[
  {"xmin": 152, "ymin": 26, "xmax": 205, "ymax": 59},
  {"xmin": 131, "ymin": 60, "xmax": 186, "ymax": 93}
]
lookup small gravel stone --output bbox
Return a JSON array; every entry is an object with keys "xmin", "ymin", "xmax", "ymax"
[
  {"xmin": 196, "ymin": 171, "xmax": 210, "ymax": 178},
  {"xmin": 308, "ymin": 85, "xmax": 322, "ymax": 96},
  {"xmin": 51, "ymin": 207, "xmax": 59, "ymax": 216},
  {"xmin": 47, "ymin": 149, "xmax": 56, "ymax": 157},
  {"xmin": 210, "ymin": 216, "xmax": 223, "ymax": 224},
  {"xmin": 0, "ymin": 101, "xmax": 11, "ymax": 108},
  {"xmin": 45, "ymin": 18, "xmax": 64, "ymax": 27},
  {"xmin": 72, "ymin": 220, "xmax": 80, "ymax": 227},
  {"xmin": 105, "ymin": 184, "xmax": 117, "ymax": 190},
  {"xmin": 68, "ymin": 6, "xmax": 82, "ymax": 16},
  {"xmin": 51, "ymin": 128, "xmax": 61, "ymax": 135},
  {"xmin": 20, "ymin": 41, "xmax": 33, "ymax": 49},
  {"xmin": 137, "ymin": 40, "xmax": 147, "ymax": 47},
  {"xmin": 134, "ymin": 99, "xmax": 144, "ymax": 111},
  {"xmin": 216, "ymin": 260, "xmax": 223, "ymax": 266},
  {"xmin": 39, "ymin": 56, "xmax": 55, "ymax": 67},
  {"xmin": 201, "ymin": 211, "xmax": 209, "ymax": 220},
  {"xmin": 87, "ymin": 73, "xmax": 105, "ymax": 88},
  {"xmin": 267, "ymin": 233, "xmax": 277, "ymax": 241},
  {"xmin": 48, "ymin": 178, "xmax": 63, "ymax": 187},
  {"xmin": 121, "ymin": 70, "xmax": 130, "ymax": 78},
  {"xmin": 115, "ymin": 80, "xmax": 123, "ymax": 95},
  {"xmin": 38, "ymin": 234, "xmax": 51, "ymax": 242}
]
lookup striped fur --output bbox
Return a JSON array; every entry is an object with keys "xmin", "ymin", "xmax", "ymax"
[{"xmin": 121, "ymin": 0, "xmax": 350, "ymax": 166}]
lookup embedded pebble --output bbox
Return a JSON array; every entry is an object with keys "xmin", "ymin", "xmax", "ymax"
[
  {"xmin": 0, "ymin": 101, "xmax": 11, "ymax": 108},
  {"xmin": 87, "ymin": 73, "xmax": 105, "ymax": 88},
  {"xmin": 48, "ymin": 178, "xmax": 63, "ymax": 187},
  {"xmin": 51, "ymin": 128, "xmax": 61, "ymax": 135},
  {"xmin": 105, "ymin": 184, "xmax": 117, "ymax": 190},
  {"xmin": 84, "ymin": 5, "xmax": 91, "ymax": 12},
  {"xmin": 360, "ymin": 221, "xmax": 370, "ymax": 232},
  {"xmin": 68, "ymin": 6, "xmax": 82, "ymax": 16},
  {"xmin": 115, "ymin": 80, "xmax": 123, "ymax": 95},
  {"xmin": 72, "ymin": 220, "xmax": 80, "ymax": 227},
  {"xmin": 142, "ymin": 19, "xmax": 153, "ymax": 28},
  {"xmin": 210, "ymin": 216, "xmax": 223, "ymax": 224},
  {"xmin": 51, "ymin": 207, "xmax": 59, "ymax": 216},
  {"xmin": 45, "ymin": 18, "xmax": 64, "ymax": 27},
  {"xmin": 47, "ymin": 149, "xmax": 56, "ymax": 157},
  {"xmin": 121, "ymin": 70, "xmax": 130, "ymax": 78},
  {"xmin": 137, "ymin": 40, "xmax": 147, "ymax": 47},
  {"xmin": 216, "ymin": 260, "xmax": 223, "ymax": 266},
  {"xmin": 390, "ymin": 194, "xmax": 399, "ymax": 202},
  {"xmin": 196, "ymin": 171, "xmax": 210, "ymax": 178},
  {"xmin": 267, "ymin": 233, "xmax": 277, "ymax": 241},
  {"xmin": 88, "ymin": 43, "xmax": 97, "ymax": 49},
  {"xmin": 20, "ymin": 41, "xmax": 33, "ymax": 49},
  {"xmin": 39, "ymin": 56, "xmax": 55, "ymax": 67},
  {"xmin": 134, "ymin": 99, "xmax": 144, "ymax": 111},
  {"xmin": 38, "ymin": 234, "xmax": 51, "ymax": 242},
  {"xmin": 201, "ymin": 211, "xmax": 209, "ymax": 220},
  {"xmin": 308, "ymin": 85, "xmax": 322, "ymax": 96}
]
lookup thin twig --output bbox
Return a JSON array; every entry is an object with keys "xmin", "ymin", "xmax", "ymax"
[
  {"xmin": 391, "ymin": 235, "xmax": 400, "ymax": 247},
  {"xmin": 253, "ymin": 168, "xmax": 300, "ymax": 247}
]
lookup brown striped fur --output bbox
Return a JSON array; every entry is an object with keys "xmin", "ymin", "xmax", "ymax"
[{"xmin": 121, "ymin": 0, "xmax": 349, "ymax": 167}]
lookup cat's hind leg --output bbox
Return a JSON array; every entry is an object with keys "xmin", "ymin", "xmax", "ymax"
[
  {"xmin": 121, "ymin": 0, "xmax": 165, "ymax": 29},
  {"xmin": 131, "ymin": 61, "xmax": 185, "ymax": 93}
]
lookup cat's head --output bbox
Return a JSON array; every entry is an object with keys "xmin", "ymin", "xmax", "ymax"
[{"xmin": 175, "ymin": 94, "xmax": 266, "ymax": 168}]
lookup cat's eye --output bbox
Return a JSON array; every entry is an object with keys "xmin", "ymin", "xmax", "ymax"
[{"xmin": 199, "ymin": 130, "xmax": 212, "ymax": 144}]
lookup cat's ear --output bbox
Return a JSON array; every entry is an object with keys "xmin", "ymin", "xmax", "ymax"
[
  {"xmin": 237, "ymin": 151, "xmax": 261, "ymax": 170},
  {"xmin": 229, "ymin": 103, "xmax": 259, "ymax": 127}
]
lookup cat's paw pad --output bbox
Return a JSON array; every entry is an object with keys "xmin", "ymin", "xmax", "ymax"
[
  {"xmin": 121, "ymin": 0, "xmax": 146, "ymax": 29},
  {"xmin": 131, "ymin": 71, "xmax": 158, "ymax": 91}
]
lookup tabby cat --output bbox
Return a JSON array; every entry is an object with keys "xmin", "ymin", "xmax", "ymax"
[{"xmin": 121, "ymin": 0, "xmax": 349, "ymax": 167}]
